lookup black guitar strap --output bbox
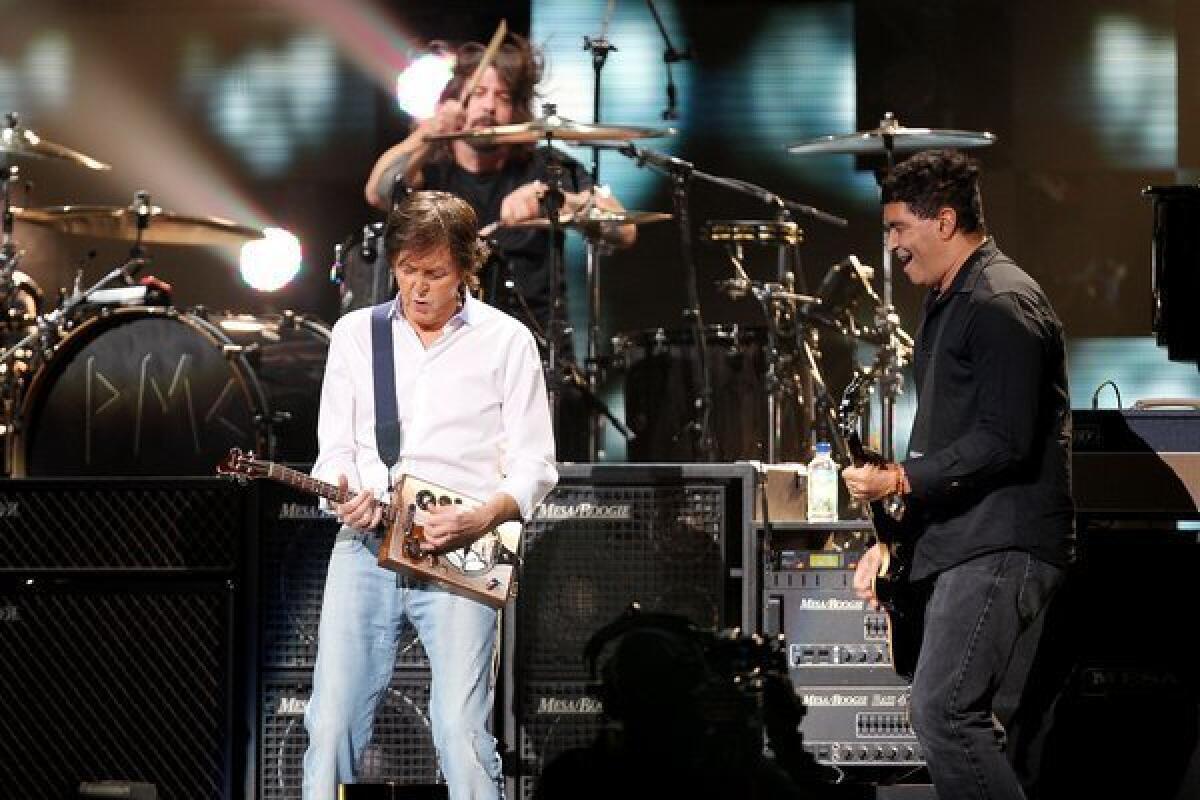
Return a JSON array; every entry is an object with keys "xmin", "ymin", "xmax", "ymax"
[{"xmin": 370, "ymin": 302, "xmax": 402, "ymax": 482}]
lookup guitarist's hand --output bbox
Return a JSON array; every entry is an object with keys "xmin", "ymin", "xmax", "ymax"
[
  {"xmin": 843, "ymin": 463, "xmax": 908, "ymax": 502},
  {"xmin": 334, "ymin": 475, "xmax": 384, "ymax": 531},
  {"xmin": 419, "ymin": 504, "xmax": 488, "ymax": 553},
  {"xmin": 854, "ymin": 543, "xmax": 884, "ymax": 610}
]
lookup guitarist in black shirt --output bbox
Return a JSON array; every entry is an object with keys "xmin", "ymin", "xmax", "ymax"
[{"xmin": 842, "ymin": 150, "xmax": 1074, "ymax": 800}]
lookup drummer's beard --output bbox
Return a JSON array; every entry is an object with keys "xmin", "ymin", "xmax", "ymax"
[{"xmin": 467, "ymin": 113, "xmax": 501, "ymax": 154}]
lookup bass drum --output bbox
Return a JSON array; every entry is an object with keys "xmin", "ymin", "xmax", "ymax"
[
  {"xmin": 617, "ymin": 324, "xmax": 804, "ymax": 463},
  {"xmin": 12, "ymin": 307, "xmax": 330, "ymax": 476}
]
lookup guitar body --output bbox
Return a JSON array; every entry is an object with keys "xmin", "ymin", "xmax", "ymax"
[
  {"xmin": 867, "ymin": 501, "xmax": 925, "ymax": 679},
  {"xmin": 379, "ymin": 474, "xmax": 522, "ymax": 609}
]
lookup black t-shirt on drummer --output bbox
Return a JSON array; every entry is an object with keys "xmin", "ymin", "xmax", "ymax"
[{"xmin": 420, "ymin": 147, "xmax": 592, "ymax": 337}]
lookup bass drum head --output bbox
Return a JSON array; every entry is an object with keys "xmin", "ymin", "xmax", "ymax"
[{"xmin": 13, "ymin": 307, "xmax": 328, "ymax": 476}]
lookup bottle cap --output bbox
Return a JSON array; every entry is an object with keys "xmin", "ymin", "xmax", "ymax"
[{"xmin": 815, "ymin": 441, "xmax": 831, "ymax": 455}]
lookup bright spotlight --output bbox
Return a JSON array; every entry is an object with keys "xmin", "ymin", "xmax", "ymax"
[
  {"xmin": 239, "ymin": 227, "xmax": 302, "ymax": 291},
  {"xmin": 396, "ymin": 50, "xmax": 454, "ymax": 120}
]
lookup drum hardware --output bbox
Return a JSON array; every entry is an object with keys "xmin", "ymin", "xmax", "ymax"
[
  {"xmin": 1, "ymin": 112, "xmax": 112, "ymax": 171},
  {"xmin": 788, "ymin": 112, "xmax": 995, "ymax": 459},
  {"xmin": 620, "ymin": 143, "xmax": 850, "ymax": 462}
]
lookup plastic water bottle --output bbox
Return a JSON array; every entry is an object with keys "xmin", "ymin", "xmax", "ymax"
[{"xmin": 807, "ymin": 441, "xmax": 838, "ymax": 522}]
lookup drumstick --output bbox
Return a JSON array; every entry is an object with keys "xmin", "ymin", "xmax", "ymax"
[
  {"xmin": 458, "ymin": 19, "xmax": 508, "ymax": 104},
  {"xmin": 406, "ymin": 19, "xmax": 507, "ymax": 187}
]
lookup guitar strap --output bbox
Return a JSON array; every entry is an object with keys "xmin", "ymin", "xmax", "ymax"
[{"xmin": 370, "ymin": 302, "xmax": 402, "ymax": 483}]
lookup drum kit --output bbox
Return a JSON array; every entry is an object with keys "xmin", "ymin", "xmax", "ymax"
[
  {"xmin": 405, "ymin": 100, "xmax": 995, "ymax": 464},
  {"xmin": 0, "ymin": 112, "xmax": 323, "ymax": 478}
]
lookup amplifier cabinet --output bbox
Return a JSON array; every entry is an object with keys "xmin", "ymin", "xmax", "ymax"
[
  {"xmin": 0, "ymin": 576, "xmax": 237, "ymax": 800},
  {"xmin": 503, "ymin": 463, "xmax": 756, "ymax": 799}
]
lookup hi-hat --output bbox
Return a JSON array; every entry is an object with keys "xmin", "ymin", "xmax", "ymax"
[
  {"xmin": 787, "ymin": 113, "xmax": 996, "ymax": 156},
  {"xmin": 427, "ymin": 113, "xmax": 675, "ymax": 146},
  {"xmin": 482, "ymin": 208, "xmax": 672, "ymax": 238},
  {"xmin": 1, "ymin": 114, "xmax": 111, "ymax": 170},
  {"xmin": 15, "ymin": 205, "xmax": 263, "ymax": 246}
]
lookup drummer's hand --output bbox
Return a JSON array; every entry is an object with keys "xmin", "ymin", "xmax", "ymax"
[
  {"xmin": 427, "ymin": 98, "xmax": 466, "ymax": 136},
  {"xmin": 500, "ymin": 180, "xmax": 547, "ymax": 225},
  {"xmin": 853, "ymin": 543, "xmax": 884, "ymax": 610},
  {"xmin": 418, "ymin": 504, "xmax": 488, "ymax": 553},
  {"xmin": 334, "ymin": 474, "xmax": 384, "ymax": 531}
]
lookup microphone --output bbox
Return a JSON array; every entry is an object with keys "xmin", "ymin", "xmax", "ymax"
[{"xmin": 617, "ymin": 143, "xmax": 693, "ymax": 172}]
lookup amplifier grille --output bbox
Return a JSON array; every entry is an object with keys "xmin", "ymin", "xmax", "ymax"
[
  {"xmin": 0, "ymin": 480, "xmax": 242, "ymax": 572},
  {"xmin": 0, "ymin": 580, "xmax": 234, "ymax": 799}
]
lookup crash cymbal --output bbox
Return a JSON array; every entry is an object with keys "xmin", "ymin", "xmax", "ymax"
[
  {"xmin": 787, "ymin": 113, "xmax": 996, "ymax": 156},
  {"xmin": 483, "ymin": 208, "xmax": 672, "ymax": 237},
  {"xmin": 426, "ymin": 113, "xmax": 675, "ymax": 146},
  {"xmin": 1, "ymin": 114, "xmax": 111, "ymax": 170},
  {"xmin": 14, "ymin": 205, "xmax": 263, "ymax": 246}
]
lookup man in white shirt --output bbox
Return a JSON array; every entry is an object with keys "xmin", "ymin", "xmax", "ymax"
[{"xmin": 303, "ymin": 190, "xmax": 558, "ymax": 800}]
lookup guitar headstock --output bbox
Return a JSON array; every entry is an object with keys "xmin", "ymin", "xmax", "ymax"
[
  {"xmin": 216, "ymin": 448, "xmax": 269, "ymax": 482},
  {"xmin": 838, "ymin": 370, "xmax": 873, "ymax": 436}
]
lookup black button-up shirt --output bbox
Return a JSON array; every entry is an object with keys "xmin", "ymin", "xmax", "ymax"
[{"xmin": 901, "ymin": 238, "xmax": 1075, "ymax": 580}]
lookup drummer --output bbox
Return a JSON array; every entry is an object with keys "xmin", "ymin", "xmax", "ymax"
[{"xmin": 364, "ymin": 32, "xmax": 636, "ymax": 339}]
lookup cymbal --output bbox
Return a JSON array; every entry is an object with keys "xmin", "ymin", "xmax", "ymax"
[
  {"xmin": 483, "ymin": 208, "xmax": 672, "ymax": 237},
  {"xmin": 14, "ymin": 205, "xmax": 264, "ymax": 246},
  {"xmin": 1, "ymin": 118, "xmax": 111, "ymax": 170},
  {"xmin": 787, "ymin": 113, "xmax": 996, "ymax": 156},
  {"xmin": 426, "ymin": 114, "xmax": 675, "ymax": 146}
]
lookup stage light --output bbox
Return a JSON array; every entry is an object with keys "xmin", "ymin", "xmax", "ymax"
[
  {"xmin": 396, "ymin": 50, "xmax": 454, "ymax": 120},
  {"xmin": 239, "ymin": 227, "xmax": 303, "ymax": 291}
]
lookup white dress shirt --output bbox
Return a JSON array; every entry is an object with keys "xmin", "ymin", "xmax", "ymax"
[{"xmin": 312, "ymin": 295, "xmax": 557, "ymax": 520}]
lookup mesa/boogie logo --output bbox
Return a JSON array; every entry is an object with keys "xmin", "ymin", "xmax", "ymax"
[
  {"xmin": 0, "ymin": 501, "xmax": 19, "ymax": 518},
  {"xmin": 276, "ymin": 694, "xmax": 310, "ymax": 716},
  {"xmin": 535, "ymin": 501, "xmax": 632, "ymax": 521},
  {"xmin": 277, "ymin": 502, "xmax": 328, "ymax": 521},
  {"xmin": 536, "ymin": 695, "xmax": 603, "ymax": 715}
]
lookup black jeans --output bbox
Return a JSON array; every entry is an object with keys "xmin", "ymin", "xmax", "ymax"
[{"xmin": 910, "ymin": 549, "xmax": 1065, "ymax": 800}]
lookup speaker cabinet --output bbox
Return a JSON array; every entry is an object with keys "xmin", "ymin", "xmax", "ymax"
[
  {"xmin": 0, "ymin": 577, "xmax": 237, "ymax": 800},
  {"xmin": 502, "ymin": 463, "xmax": 756, "ymax": 799}
]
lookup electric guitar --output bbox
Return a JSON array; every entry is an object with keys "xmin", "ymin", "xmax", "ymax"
[
  {"xmin": 217, "ymin": 448, "xmax": 522, "ymax": 608},
  {"xmin": 837, "ymin": 374, "xmax": 926, "ymax": 679}
]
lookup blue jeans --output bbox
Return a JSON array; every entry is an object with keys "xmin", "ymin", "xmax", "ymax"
[
  {"xmin": 303, "ymin": 530, "xmax": 502, "ymax": 800},
  {"xmin": 910, "ymin": 549, "xmax": 1064, "ymax": 800}
]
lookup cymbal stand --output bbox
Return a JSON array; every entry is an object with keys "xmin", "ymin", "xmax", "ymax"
[
  {"xmin": 0, "ymin": 165, "xmax": 20, "ymax": 288},
  {"xmin": 538, "ymin": 110, "xmax": 568, "ymax": 423},
  {"xmin": 877, "ymin": 113, "xmax": 900, "ymax": 460},
  {"xmin": 582, "ymin": 12, "xmax": 617, "ymax": 459}
]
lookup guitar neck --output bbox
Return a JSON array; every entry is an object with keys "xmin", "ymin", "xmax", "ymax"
[{"xmin": 262, "ymin": 462, "xmax": 394, "ymax": 522}]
